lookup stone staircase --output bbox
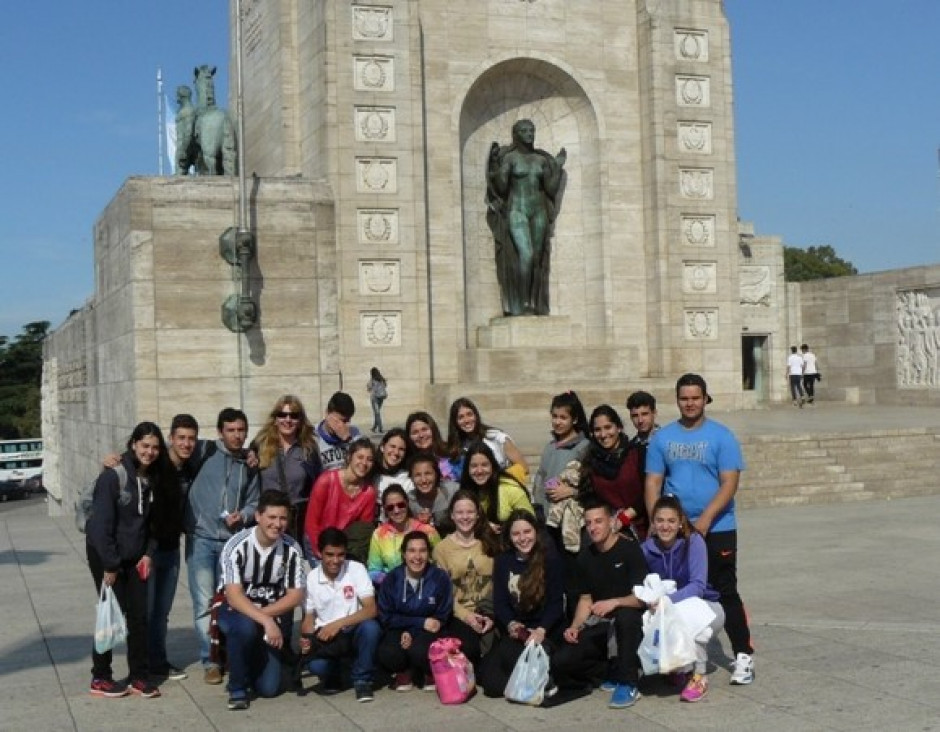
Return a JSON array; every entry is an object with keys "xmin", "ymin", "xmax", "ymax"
[{"xmin": 737, "ymin": 430, "xmax": 940, "ymax": 507}]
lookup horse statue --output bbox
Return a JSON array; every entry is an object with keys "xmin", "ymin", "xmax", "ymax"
[{"xmin": 192, "ymin": 65, "xmax": 238, "ymax": 175}]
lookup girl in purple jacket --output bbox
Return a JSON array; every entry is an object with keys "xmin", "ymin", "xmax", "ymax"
[{"xmin": 641, "ymin": 495, "xmax": 725, "ymax": 703}]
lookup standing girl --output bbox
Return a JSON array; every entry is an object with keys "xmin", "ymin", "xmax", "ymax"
[
  {"xmin": 86, "ymin": 422, "xmax": 171, "ymax": 698},
  {"xmin": 444, "ymin": 397, "xmax": 529, "ymax": 483},
  {"xmin": 367, "ymin": 367, "xmax": 388, "ymax": 434},
  {"xmin": 531, "ymin": 390, "xmax": 590, "ymax": 523},
  {"xmin": 641, "ymin": 495, "xmax": 725, "ymax": 703}
]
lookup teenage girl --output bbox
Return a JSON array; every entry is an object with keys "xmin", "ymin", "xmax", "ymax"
[{"xmin": 531, "ymin": 391, "xmax": 590, "ymax": 523}]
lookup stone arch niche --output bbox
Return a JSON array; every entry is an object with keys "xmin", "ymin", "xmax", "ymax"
[{"xmin": 459, "ymin": 58, "xmax": 602, "ymax": 346}]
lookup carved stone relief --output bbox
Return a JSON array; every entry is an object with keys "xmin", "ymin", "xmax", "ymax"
[
  {"xmin": 355, "ymin": 107, "xmax": 396, "ymax": 143},
  {"xmin": 359, "ymin": 260, "xmax": 401, "ymax": 296},
  {"xmin": 897, "ymin": 288, "xmax": 940, "ymax": 387},
  {"xmin": 681, "ymin": 215, "xmax": 715, "ymax": 247},
  {"xmin": 354, "ymin": 56, "xmax": 395, "ymax": 92},
  {"xmin": 352, "ymin": 6, "xmax": 393, "ymax": 41},
  {"xmin": 739, "ymin": 266, "xmax": 772, "ymax": 307},
  {"xmin": 682, "ymin": 262, "xmax": 717, "ymax": 294},
  {"xmin": 357, "ymin": 209, "xmax": 400, "ymax": 244},
  {"xmin": 679, "ymin": 168, "xmax": 714, "ymax": 200},
  {"xmin": 676, "ymin": 76, "xmax": 711, "ymax": 108},
  {"xmin": 678, "ymin": 122, "xmax": 712, "ymax": 155},
  {"xmin": 685, "ymin": 309, "xmax": 718, "ymax": 340},
  {"xmin": 361, "ymin": 312, "xmax": 402, "ymax": 347},
  {"xmin": 356, "ymin": 158, "xmax": 398, "ymax": 193},
  {"xmin": 674, "ymin": 29, "xmax": 709, "ymax": 62}
]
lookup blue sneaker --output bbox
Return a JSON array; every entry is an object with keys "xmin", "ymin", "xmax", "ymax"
[
  {"xmin": 609, "ymin": 683, "xmax": 640, "ymax": 709},
  {"xmin": 599, "ymin": 680, "xmax": 617, "ymax": 692}
]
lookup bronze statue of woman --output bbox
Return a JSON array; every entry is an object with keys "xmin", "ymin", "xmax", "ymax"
[{"xmin": 486, "ymin": 119, "xmax": 566, "ymax": 316}]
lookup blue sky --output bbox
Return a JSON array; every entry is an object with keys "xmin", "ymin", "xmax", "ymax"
[{"xmin": 2, "ymin": 1, "xmax": 939, "ymax": 339}]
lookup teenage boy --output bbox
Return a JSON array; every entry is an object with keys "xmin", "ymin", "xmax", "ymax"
[
  {"xmin": 184, "ymin": 407, "xmax": 260, "ymax": 685},
  {"xmin": 626, "ymin": 391, "xmax": 659, "ymax": 447},
  {"xmin": 315, "ymin": 392, "xmax": 362, "ymax": 470},
  {"xmin": 552, "ymin": 498, "xmax": 649, "ymax": 709},
  {"xmin": 299, "ymin": 527, "xmax": 380, "ymax": 702},
  {"xmin": 644, "ymin": 373, "xmax": 754, "ymax": 685},
  {"xmin": 218, "ymin": 490, "xmax": 306, "ymax": 710}
]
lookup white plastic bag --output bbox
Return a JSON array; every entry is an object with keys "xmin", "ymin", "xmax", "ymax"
[
  {"xmin": 638, "ymin": 595, "xmax": 697, "ymax": 675},
  {"xmin": 94, "ymin": 585, "xmax": 127, "ymax": 654},
  {"xmin": 505, "ymin": 639, "xmax": 550, "ymax": 706}
]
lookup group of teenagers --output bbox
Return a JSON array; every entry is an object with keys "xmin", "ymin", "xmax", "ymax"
[{"xmin": 83, "ymin": 372, "xmax": 755, "ymax": 712}]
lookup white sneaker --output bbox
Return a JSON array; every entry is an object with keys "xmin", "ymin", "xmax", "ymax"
[{"xmin": 730, "ymin": 652, "xmax": 754, "ymax": 685}]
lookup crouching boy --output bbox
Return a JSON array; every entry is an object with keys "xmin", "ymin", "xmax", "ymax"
[
  {"xmin": 218, "ymin": 490, "xmax": 306, "ymax": 710},
  {"xmin": 300, "ymin": 527, "xmax": 380, "ymax": 702}
]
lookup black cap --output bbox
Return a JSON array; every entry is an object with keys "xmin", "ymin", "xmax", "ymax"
[{"xmin": 675, "ymin": 373, "xmax": 714, "ymax": 404}]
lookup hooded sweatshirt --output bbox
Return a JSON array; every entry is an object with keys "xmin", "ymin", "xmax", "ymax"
[
  {"xmin": 86, "ymin": 452, "xmax": 153, "ymax": 570},
  {"xmin": 184, "ymin": 440, "xmax": 260, "ymax": 541},
  {"xmin": 377, "ymin": 562, "xmax": 453, "ymax": 632},
  {"xmin": 640, "ymin": 533, "xmax": 719, "ymax": 604},
  {"xmin": 315, "ymin": 420, "xmax": 362, "ymax": 471}
]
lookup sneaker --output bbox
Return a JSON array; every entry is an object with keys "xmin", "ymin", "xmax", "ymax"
[
  {"xmin": 355, "ymin": 682, "xmax": 375, "ymax": 702},
  {"xmin": 608, "ymin": 683, "xmax": 640, "ymax": 709},
  {"xmin": 204, "ymin": 666, "xmax": 223, "ymax": 685},
  {"xmin": 227, "ymin": 694, "xmax": 250, "ymax": 711},
  {"xmin": 545, "ymin": 676, "xmax": 559, "ymax": 698},
  {"xmin": 599, "ymin": 679, "xmax": 617, "ymax": 692},
  {"xmin": 167, "ymin": 664, "xmax": 188, "ymax": 681},
  {"xmin": 422, "ymin": 680, "xmax": 436, "ymax": 692},
  {"xmin": 392, "ymin": 671, "xmax": 413, "ymax": 692},
  {"xmin": 680, "ymin": 674, "xmax": 708, "ymax": 702},
  {"xmin": 730, "ymin": 653, "xmax": 754, "ymax": 685},
  {"xmin": 89, "ymin": 678, "xmax": 129, "ymax": 698},
  {"xmin": 128, "ymin": 679, "xmax": 162, "ymax": 698},
  {"xmin": 314, "ymin": 676, "xmax": 343, "ymax": 696}
]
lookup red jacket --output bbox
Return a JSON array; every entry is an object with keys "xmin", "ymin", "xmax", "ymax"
[{"xmin": 304, "ymin": 469, "xmax": 376, "ymax": 557}]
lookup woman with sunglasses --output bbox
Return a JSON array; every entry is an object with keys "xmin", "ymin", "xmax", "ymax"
[
  {"xmin": 368, "ymin": 485, "xmax": 440, "ymax": 585},
  {"xmin": 250, "ymin": 395, "xmax": 322, "ymax": 543}
]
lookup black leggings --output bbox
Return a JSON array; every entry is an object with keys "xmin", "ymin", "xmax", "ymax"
[
  {"xmin": 376, "ymin": 627, "xmax": 443, "ymax": 680},
  {"xmin": 705, "ymin": 530, "xmax": 753, "ymax": 656}
]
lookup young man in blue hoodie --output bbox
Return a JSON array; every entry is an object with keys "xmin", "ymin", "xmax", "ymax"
[
  {"xmin": 184, "ymin": 407, "xmax": 260, "ymax": 685},
  {"xmin": 315, "ymin": 392, "xmax": 362, "ymax": 470}
]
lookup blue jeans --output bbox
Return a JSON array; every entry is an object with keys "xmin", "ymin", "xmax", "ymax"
[
  {"xmin": 185, "ymin": 535, "xmax": 226, "ymax": 666},
  {"xmin": 147, "ymin": 546, "xmax": 181, "ymax": 670},
  {"xmin": 306, "ymin": 619, "xmax": 381, "ymax": 684},
  {"xmin": 370, "ymin": 395, "xmax": 385, "ymax": 432},
  {"xmin": 217, "ymin": 602, "xmax": 292, "ymax": 698}
]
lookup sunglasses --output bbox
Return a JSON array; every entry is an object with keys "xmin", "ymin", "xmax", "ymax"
[
  {"xmin": 384, "ymin": 501, "xmax": 408, "ymax": 512},
  {"xmin": 275, "ymin": 411, "xmax": 301, "ymax": 420}
]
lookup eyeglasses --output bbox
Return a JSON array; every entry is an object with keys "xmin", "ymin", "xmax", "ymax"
[
  {"xmin": 384, "ymin": 501, "xmax": 408, "ymax": 512},
  {"xmin": 275, "ymin": 411, "xmax": 301, "ymax": 420}
]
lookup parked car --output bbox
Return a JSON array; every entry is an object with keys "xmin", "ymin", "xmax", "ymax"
[{"xmin": 0, "ymin": 480, "xmax": 31, "ymax": 502}]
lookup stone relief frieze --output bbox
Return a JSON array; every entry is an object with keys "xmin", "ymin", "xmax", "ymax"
[
  {"xmin": 676, "ymin": 75, "xmax": 710, "ymax": 107},
  {"xmin": 678, "ymin": 122, "xmax": 712, "ymax": 155},
  {"xmin": 359, "ymin": 260, "xmax": 401, "ymax": 296},
  {"xmin": 682, "ymin": 262, "xmax": 717, "ymax": 294},
  {"xmin": 357, "ymin": 209, "xmax": 400, "ymax": 244},
  {"xmin": 897, "ymin": 288, "xmax": 940, "ymax": 387},
  {"xmin": 352, "ymin": 6, "xmax": 393, "ymax": 41},
  {"xmin": 354, "ymin": 56, "xmax": 395, "ymax": 92},
  {"xmin": 681, "ymin": 215, "xmax": 715, "ymax": 247},
  {"xmin": 679, "ymin": 168, "xmax": 714, "ymax": 200},
  {"xmin": 356, "ymin": 158, "xmax": 398, "ymax": 193},
  {"xmin": 674, "ymin": 29, "xmax": 709, "ymax": 62},
  {"xmin": 685, "ymin": 309, "xmax": 718, "ymax": 340},
  {"xmin": 361, "ymin": 312, "xmax": 402, "ymax": 347},
  {"xmin": 355, "ymin": 107, "xmax": 396, "ymax": 143},
  {"xmin": 739, "ymin": 266, "xmax": 772, "ymax": 307}
]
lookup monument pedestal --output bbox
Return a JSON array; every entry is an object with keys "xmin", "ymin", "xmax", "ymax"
[{"xmin": 475, "ymin": 315, "xmax": 579, "ymax": 349}]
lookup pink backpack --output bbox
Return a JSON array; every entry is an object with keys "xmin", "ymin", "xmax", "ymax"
[{"xmin": 428, "ymin": 637, "xmax": 476, "ymax": 704}]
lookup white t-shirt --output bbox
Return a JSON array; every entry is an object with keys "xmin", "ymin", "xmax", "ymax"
[
  {"xmin": 802, "ymin": 351, "xmax": 818, "ymax": 375},
  {"xmin": 787, "ymin": 353, "xmax": 804, "ymax": 376},
  {"xmin": 304, "ymin": 559, "xmax": 374, "ymax": 627}
]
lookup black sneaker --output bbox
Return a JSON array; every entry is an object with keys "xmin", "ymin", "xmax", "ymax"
[
  {"xmin": 128, "ymin": 679, "xmax": 161, "ymax": 698},
  {"xmin": 166, "ymin": 664, "xmax": 188, "ymax": 681},
  {"xmin": 89, "ymin": 678, "xmax": 129, "ymax": 698},
  {"xmin": 355, "ymin": 682, "xmax": 374, "ymax": 702},
  {"xmin": 227, "ymin": 694, "xmax": 250, "ymax": 711}
]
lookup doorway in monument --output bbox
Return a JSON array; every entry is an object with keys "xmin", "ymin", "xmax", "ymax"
[{"xmin": 742, "ymin": 335, "xmax": 769, "ymax": 401}]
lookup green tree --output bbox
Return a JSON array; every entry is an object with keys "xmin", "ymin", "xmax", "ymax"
[
  {"xmin": 0, "ymin": 321, "xmax": 50, "ymax": 438},
  {"xmin": 784, "ymin": 245, "xmax": 858, "ymax": 282}
]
